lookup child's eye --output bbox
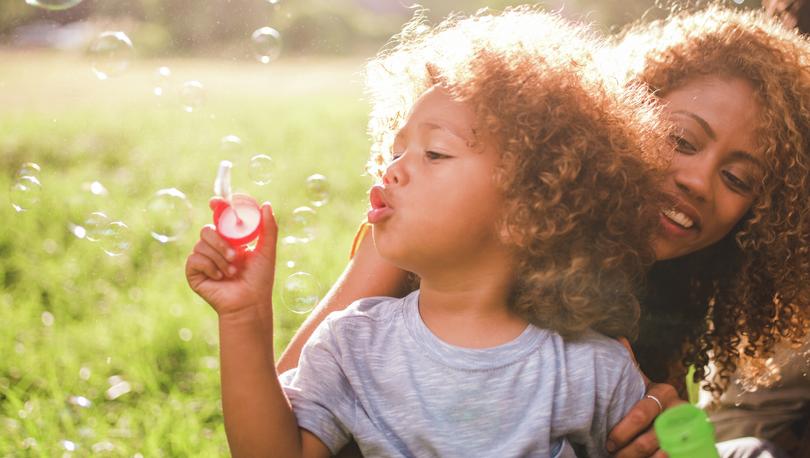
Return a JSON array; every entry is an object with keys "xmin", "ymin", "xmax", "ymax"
[
  {"xmin": 391, "ymin": 151, "xmax": 404, "ymax": 161},
  {"xmin": 426, "ymin": 151, "xmax": 450, "ymax": 160}
]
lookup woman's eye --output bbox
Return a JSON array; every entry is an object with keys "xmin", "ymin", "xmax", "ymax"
[
  {"xmin": 722, "ymin": 170, "xmax": 753, "ymax": 193},
  {"xmin": 669, "ymin": 134, "xmax": 697, "ymax": 154}
]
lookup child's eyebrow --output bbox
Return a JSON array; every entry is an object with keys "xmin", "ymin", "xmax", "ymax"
[{"xmin": 421, "ymin": 121, "xmax": 473, "ymax": 144}]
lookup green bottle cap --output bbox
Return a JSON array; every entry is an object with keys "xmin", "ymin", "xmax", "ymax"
[{"xmin": 654, "ymin": 404, "xmax": 720, "ymax": 458}]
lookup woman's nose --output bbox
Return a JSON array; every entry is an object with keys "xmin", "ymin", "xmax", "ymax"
[{"xmin": 671, "ymin": 154, "xmax": 712, "ymax": 203}]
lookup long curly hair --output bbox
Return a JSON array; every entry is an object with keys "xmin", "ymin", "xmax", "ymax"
[
  {"xmin": 364, "ymin": 6, "xmax": 668, "ymax": 339},
  {"xmin": 612, "ymin": 5, "xmax": 810, "ymax": 397}
]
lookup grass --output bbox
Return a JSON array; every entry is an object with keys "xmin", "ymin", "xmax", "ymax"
[{"xmin": 0, "ymin": 50, "xmax": 373, "ymax": 456}]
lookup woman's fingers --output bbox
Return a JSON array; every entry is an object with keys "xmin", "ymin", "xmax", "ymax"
[{"xmin": 612, "ymin": 430, "xmax": 660, "ymax": 458}]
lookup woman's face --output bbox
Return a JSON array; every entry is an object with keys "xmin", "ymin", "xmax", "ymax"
[{"xmin": 652, "ymin": 76, "xmax": 766, "ymax": 261}]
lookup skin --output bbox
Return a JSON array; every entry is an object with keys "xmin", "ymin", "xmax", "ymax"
[{"xmin": 278, "ymin": 76, "xmax": 767, "ymax": 458}]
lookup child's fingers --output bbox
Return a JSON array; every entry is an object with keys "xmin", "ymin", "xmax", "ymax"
[
  {"xmin": 186, "ymin": 251, "xmax": 223, "ymax": 281},
  {"xmin": 200, "ymin": 225, "xmax": 237, "ymax": 262},
  {"xmin": 194, "ymin": 239, "xmax": 236, "ymax": 278},
  {"xmin": 255, "ymin": 202, "xmax": 278, "ymax": 260}
]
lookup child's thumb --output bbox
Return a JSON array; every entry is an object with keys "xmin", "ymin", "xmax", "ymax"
[{"xmin": 255, "ymin": 202, "xmax": 278, "ymax": 259}]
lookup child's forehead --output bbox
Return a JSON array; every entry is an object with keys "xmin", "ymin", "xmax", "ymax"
[{"xmin": 399, "ymin": 86, "xmax": 476, "ymax": 141}]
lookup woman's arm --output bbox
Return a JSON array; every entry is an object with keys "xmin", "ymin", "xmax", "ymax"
[{"xmin": 276, "ymin": 225, "xmax": 411, "ymax": 373}]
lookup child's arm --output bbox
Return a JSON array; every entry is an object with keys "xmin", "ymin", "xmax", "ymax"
[
  {"xmin": 185, "ymin": 201, "xmax": 330, "ymax": 458},
  {"xmin": 276, "ymin": 223, "xmax": 410, "ymax": 373}
]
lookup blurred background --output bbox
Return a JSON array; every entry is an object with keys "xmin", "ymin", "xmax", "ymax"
[{"xmin": 0, "ymin": 0, "xmax": 761, "ymax": 456}]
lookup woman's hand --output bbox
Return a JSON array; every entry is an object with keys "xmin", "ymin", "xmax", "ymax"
[
  {"xmin": 609, "ymin": 338, "xmax": 686, "ymax": 457},
  {"xmin": 185, "ymin": 198, "xmax": 278, "ymax": 318}
]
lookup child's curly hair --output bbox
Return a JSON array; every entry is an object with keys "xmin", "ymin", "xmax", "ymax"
[
  {"xmin": 612, "ymin": 5, "xmax": 810, "ymax": 397},
  {"xmin": 364, "ymin": 6, "xmax": 668, "ymax": 339}
]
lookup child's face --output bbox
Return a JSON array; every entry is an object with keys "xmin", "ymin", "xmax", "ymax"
[{"xmin": 369, "ymin": 86, "xmax": 508, "ymax": 276}]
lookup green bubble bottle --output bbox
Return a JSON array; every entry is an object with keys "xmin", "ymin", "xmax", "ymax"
[{"xmin": 654, "ymin": 404, "xmax": 720, "ymax": 458}]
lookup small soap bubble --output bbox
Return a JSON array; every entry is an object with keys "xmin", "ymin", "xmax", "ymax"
[
  {"xmin": 41, "ymin": 311, "xmax": 55, "ymax": 327},
  {"xmin": 10, "ymin": 176, "xmax": 42, "ymax": 212},
  {"xmin": 251, "ymin": 27, "xmax": 282, "ymax": 64},
  {"xmin": 289, "ymin": 206, "xmax": 316, "ymax": 242},
  {"xmin": 22, "ymin": 437, "xmax": 37, "ymax": 449},
  {"xmin": 153, "ymin": 66, "xmax": 172, "ymax": 97},
  {"xmin": 15, "ymin": 162, "xmax": 41, "ymax": 179},
  {"xmin": 106, "ymin": 377, "xmax": 131, "ymax": 400},
  {"xmin": 79, "ymin": 367, "xmax": 91, "ymax": 380},
  {"xmin": 89, "ymin": 31, "xmax": 134, "ymax": 80},
  {"xmin": 178, "ymin": 328, "xmax": 193, "ymax": 342},
  {"xmin": 732, "ymin": 0, "xmax": 744, "ymax": 4},
  {"xmin": 279, "ymin": 235, "xmax": 307, "ymax": 270},
  {"xmin": 99, "ymin": 221, "xmax": 131, "ymax": 257},
  {"xmin": 248, "ymin": 154, "xmax": 274, "ymax": 185},
  {"xmin": 282, "ymin": 272, "xmax": 320, "ymax": 314},
  {"xmin": 220, "ymin": 135, "xmax": 244, "ymax": 156},
  {"xmin": 91, "ymin": 441, "xmax": 115, "ymax": 453},
  {"xmin": 88, "ymin": 181, "xmax": 108, "ymax": 196},
  {"xmin": 179, "ymin": 80, "xmax": 205, "ymax": 113},
  {"xmin": 25, "ymin": 0, "xmax": 83, "ymax": 10},
  {"xmin": 84, "ymin": 212, "xmax": 109, "ymax": 242},
  {"xmin": 145, "ymin": 188, "xmax": 193, "ymax": 243},
  {"xmin": 305, "ymin": 174, "xmax": 329, "ymax": 207}
]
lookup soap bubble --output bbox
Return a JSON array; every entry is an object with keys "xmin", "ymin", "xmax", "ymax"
[
  {"xmin": 305, "ymin": 174, "xmax": 329, "ymax": 207},
  {"xmin": 83, "ymin": 211, "xmax": 110, "ymax": 242},
  {"xmin": 10, "ymin": 176, "xmax": 42, "ymax": 212},
  {"xmin": 281, "ymin": 272, "xmax": 320, "ymax": 314},
  {"xmin": 89, "ymin": 31, "xmax": 134, "ymax": 80},
  {"xmin": 145, "ymin": 188, "xmax": 193, "ymax": 243},
  {"xmin": 179, "ymin": 80, "xmax": 205, "ymax": 113},
  {"xmin": 220, "ymin": 135, "xmax": 244, "ymax": 156},
  {"xmin": 248, "ymin": 154, "xmax": 274, "ymax": 185},
  {"xmin": 99, "ymin": 221, "xmax": 131, "ymax": 257},
  {"xmin": 251, "ymin": 27, "xmax": 282, "ymax": 64},
  {"xmin": 15, "ymin": 162, "xmax": 41, "ymax": 180},
  {"xmin": 279, "ymin": 235, "xmax": 307, "ymax": 270},
  {"xmin": 25, "ymin": 0, "xmax": 83, "ymax": 10},
  {"xmin": 289, "ymin": 206, "xmax": 316, "ymax": 242},
  {"xmin": 153, "ymin": 66, "xmax": 172, "ymax": 97},
  {"xmin": 67, "ymin": 395, "xmax": 92, "ymax": 409}
]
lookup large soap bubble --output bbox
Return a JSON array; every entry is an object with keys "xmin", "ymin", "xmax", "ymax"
[
  {"xmin": 89, "ymin": 31, "xmax": 135, "ymax": 80},
  {"xmin": 145, "ymin": 188, "xmax": 193, "ymax": 243},
  {"xmin": 25, "ymin": 0, "xmax": 83, "ymax": 10}
]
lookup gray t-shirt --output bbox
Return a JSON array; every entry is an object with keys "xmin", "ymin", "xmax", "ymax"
[{"xmin": 281, "ymin": 291, "xmax": 645, "ymax": 457}]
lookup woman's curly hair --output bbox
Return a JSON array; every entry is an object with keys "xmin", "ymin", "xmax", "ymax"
[
  {"xmin": 364, "ymin": 6, "xmax": 669, "ymax": 339},
  {"xmin": 612, "ymin": 5, "xmax": 810, "ymax": 398}
]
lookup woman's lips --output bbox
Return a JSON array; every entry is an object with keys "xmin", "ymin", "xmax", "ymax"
[
  {"xmin": 658, "ymin": 211, "xmax": 696, "ymax": 238},
  {"xmin": 368, "ymin": 185, "xmax": 394, "ymax": 224}
]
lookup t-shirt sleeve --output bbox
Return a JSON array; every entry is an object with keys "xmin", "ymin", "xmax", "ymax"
[
  {"xmin": 604, "ymin": 359, "xmax": 647, "ymax": 431},
  {"xmin": 280, "ymin": 318, "xmax": 355, "ymax": 455}
]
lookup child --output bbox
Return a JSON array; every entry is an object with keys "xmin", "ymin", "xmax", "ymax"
[{"xmin": 185, "ymin": 6, "xmax": 668, "ymax": 457}]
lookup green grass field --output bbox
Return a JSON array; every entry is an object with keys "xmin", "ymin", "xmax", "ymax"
[{"xmin": 0, "ymin": 51, "xmax": 373, "ymax": 456}]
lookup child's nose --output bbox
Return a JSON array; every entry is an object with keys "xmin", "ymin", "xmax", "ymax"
[{"xmin": 383, "ymin": 156, "xmax": 407, "ymax": 186}]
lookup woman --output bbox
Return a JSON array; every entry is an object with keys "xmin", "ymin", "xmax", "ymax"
[{"xmin": 277, "ymin": 6, "xmax": 810, "ymax": 457}]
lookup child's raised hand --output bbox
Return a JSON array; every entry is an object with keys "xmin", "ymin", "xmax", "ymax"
[{"xmin": 185, "ymin": 198, "xmax": 278, "ymax": 318}]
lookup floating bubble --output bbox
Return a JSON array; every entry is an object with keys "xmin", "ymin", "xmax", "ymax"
[
  {"xmin": 732, "ymin": 0, "xmax": 744, "ymax": 4},
  {"xmin": 79, "ymin": 367, "xmax": 91, "ymax": 380},
  {"xmin": 220, "ymin": 135, "xmax": 244, "ymax": 156},
  {"xmin": 266, "ymin": 0, "xmax": 281, "ymax": 4},
  {"xmin": 15, "ymin": 162, "xmax": 41, "ymax": 179},
  {"xmin": 106, "ymin": 377, "xmax": 131, "ymax": 400},
  {"xmin": 91, "ymin": 441, "xmax": 115, "ymax": 453},
  {"xmin": 179, "ymin": 80, "xmax": 205, "ymax": 113},
  {"xmin": 10, "ymin": 176, "xmax": 42, "ymax": 212},
  {"xmin": 83, "ymin": 212, "xmax": 109, "ymax": 242},
  {"xmin": 99, "ymin": 221, "xmax": 131, "ymax": 257},
  {"xmin": 281, "ymin": 272, "xmax": 320, "ymax": 314},
  {"xmin": 41, "ymin": 311, "xmax": 54, "ymax": 327},
  {"xmin": 178, "ymin": 328, "xmax": 192, "ymax": 342},
  {"xmin": 251, "ymin": 27, "xmax": 282, "ymax": 64},
  {"xmin": 248, "ymin": 154, "xmax": 274, "ymax": 185},
  {"xmin": 289, "ymin": 206, "xmax": 316, "ymax": 242},
  {"xmin": 60, "ymin": 440, "xmax": 77, "ymax": 452},
  {"xmin": 87, "ymin": 180, "xmax": 108, "ymax": 196},
  {"xmin": 279, "ymin": 235, "xmax": 307, "ymax": 270},
  {"xmin": 145, "ymin": 188, "xmax": 193, "ymax": 243},
  {"xmin": 305, "ymin": 174, "xmax": 329, "ymax": 207},
  {"xmin": 153, "ymin": 66, "xmax": 172, "ymax": 97},
  {"xmin": 25, "ymin": 0, "xmax": 83, "ymax": 10},
  {"xmin": 89, "ymin": 31, "xmax": 134, "ymax": 80}
]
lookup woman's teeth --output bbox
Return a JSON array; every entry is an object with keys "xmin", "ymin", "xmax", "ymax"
[{"xmin": 662, "ymin": 208, "xmax": 695, "ymax": 229}]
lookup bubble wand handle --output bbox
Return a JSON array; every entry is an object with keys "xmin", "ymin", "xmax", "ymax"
[{"xmin": 214, "ymin": 160, "xmax": 242, "ymax": 224}]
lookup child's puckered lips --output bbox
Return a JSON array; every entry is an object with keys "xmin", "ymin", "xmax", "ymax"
[{"xmin": 368, "ymin": 185, "xmax": 394, "ymax": 224}]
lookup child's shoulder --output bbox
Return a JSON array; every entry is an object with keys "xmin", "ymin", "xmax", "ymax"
[
  {"xmin": 557, "ymin": 329, "xmax": 635, "ymax": 365},
  {"xmin": 325, "ymin": 292, "xmax": 412, "ymax": 327}
]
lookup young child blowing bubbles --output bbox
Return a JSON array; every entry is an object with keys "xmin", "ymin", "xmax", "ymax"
[{"xmin": 186, "ymin": 6, "xmax": 669, "ymax": 457}]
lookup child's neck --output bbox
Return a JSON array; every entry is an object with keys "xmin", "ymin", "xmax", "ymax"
[{"xmin": 417, "ymin": 260, "xmax": 528, "ymax": 349}]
